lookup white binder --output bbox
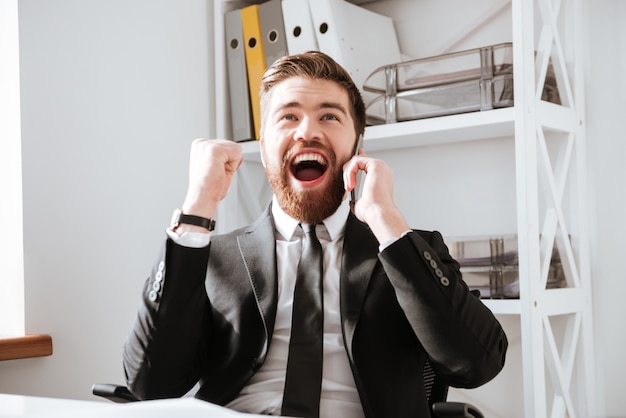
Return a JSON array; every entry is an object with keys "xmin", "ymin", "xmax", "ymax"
[
  {"xmin": 259, "ymin": 0, "xmax": 289, "ymax": 68},
  {"xmin": 224, "ymin": 8, "xmax": 254, "ymax": 142},
  {"xmin": 281, "ymin": 0, "xmax": 318, "ymax": 55},
  {"xmin": 309, "ymin": 0, "xmax": 402, "ymax": 99}
]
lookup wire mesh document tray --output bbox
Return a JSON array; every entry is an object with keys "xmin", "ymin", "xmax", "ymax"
[
  {"xmin": 363, "ymin": 42, "xmax": 561, "ymax": 124},
  {"xmin": 445, "ymin": 234, "xmax": 565, "ymax": 299}
]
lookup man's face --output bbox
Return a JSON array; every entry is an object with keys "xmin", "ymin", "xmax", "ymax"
[{"xmin": 260, "ymin": 76, "xmax": 357, "ymax": 224}]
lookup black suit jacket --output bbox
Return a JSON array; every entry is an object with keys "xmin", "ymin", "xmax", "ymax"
[{"xmin": 123, "ymin": 207, "xmax": 507, "ymax": 417}]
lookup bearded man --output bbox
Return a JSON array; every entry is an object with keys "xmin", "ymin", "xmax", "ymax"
[{"xmin": 123, "ymin": 51, "xmax": 508, "ymax": 418}]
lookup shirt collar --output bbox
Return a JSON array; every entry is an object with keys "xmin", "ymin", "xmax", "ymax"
[{"xmin": 271, "ymin": 195, "xmax": 350, "ymax": 242}]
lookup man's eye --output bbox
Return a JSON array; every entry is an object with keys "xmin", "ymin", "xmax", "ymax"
[
  {"xmin": 281, "ymin": 114, "xmax": 297, "ymax": 121},
  {"xmin": 322, "ymin": 114, "xmax": 339, "ymax": 121}
]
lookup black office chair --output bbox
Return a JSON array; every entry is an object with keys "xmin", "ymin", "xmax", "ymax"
[
  {"xmin": 91, "ymin": 383, "xmax": 138, "ymax": 403},
  {"xmin": 92, "ymin": 358, "xmax": 484, "ymax": 417},
  {"xmin": 422, "ymin": 358, "xmax": 485, "ymax": 418}
]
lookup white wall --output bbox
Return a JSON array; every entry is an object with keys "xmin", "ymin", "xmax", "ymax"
[
  {"xmin": 1, "ymin": 0, "xmax": 625, "ymax": 417},
  {"xmin": 585, "ymin": 1, "xmax": 626, "ymax": 416},
  {"xmin": 0, "ymin": 0, "xmax": 214, "ymax": 400}
]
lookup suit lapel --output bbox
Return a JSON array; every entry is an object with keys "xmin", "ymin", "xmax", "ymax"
[
  {"xmin": 234, "ymin": 208, "xmax": 380, "ymax": 360},
  {"xmin": 236, "ymin": 206, "xmax": 278, "ymax": 348},
  {"xmin": 340, "ymin": 213, "xmax": 380, "ymax": 354}
]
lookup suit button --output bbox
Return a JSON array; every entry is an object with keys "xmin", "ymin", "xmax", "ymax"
[
  {"xmin": 158, "ymin": 260, "xmax": 165, "ymax": 272},
  {"xmin": 152, "ymin": 281, "xmax": 161, "ymax": 292},
  {"xmin": 423, "ymin": 251, "xmax": 432, "ymax": 261},
  {"xmin": 435, "ymin": 268, "xmax": 443, "ymax": 278},
  {"xmin": 148, "ymin": 290, "xmax": 158, "ymax": 302},
  {"xmin": 155, "ymin": 271, "xmax": 163, "ymax": 282},
  {"xmin": 440, "ymin": 277, "xmax": 450, "ymax": 286},
  {"xmin": 430, "ymin": 259, "xmax": 438, "ymax": 269}
]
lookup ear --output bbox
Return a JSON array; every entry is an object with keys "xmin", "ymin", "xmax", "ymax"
[{"xmin": 259, "ymin": 137, "xmax": 266, "ymax": 168}]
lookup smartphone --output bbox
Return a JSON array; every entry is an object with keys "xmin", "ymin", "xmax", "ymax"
[{"xmin": 350, "ymin": 134, "xmax": 364, "ymax": 210}]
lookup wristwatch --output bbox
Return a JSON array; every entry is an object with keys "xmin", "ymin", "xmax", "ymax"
[{"xmin": 170, "ymin": 209, "xmax": 216, "ymax": 231}]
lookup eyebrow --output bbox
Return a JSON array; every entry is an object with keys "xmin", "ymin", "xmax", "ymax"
[{"xmin": 275, "ymin": 101, "xmax": 349, "ymax": 116}]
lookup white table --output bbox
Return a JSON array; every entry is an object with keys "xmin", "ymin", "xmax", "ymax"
[
  {"xmin": 0, "ymin": 394, "xmax": 269, "ymax": 417},
  {"xmin": 0, "ymin": 394, "xmax": 111, "ymax": 417}
]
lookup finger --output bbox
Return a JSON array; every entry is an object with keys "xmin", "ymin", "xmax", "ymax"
[
  {"xmin": 343, "ymin": 156, "xmax": 363, "ymax": 191},
  {"xmin": 342, "ymin": 160, "xmax": 354, "ymax": 191},
  {"xmin": 226, "ymin": 154, "xmax": 244, "ymax": 174}
]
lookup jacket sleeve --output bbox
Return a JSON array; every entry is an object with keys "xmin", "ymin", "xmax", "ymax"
[
  {"xmin": 122, "ymin": 236, "xmax": 212, "ymax": 399},
  {"xmin": 378, "ymin": 230, "xmax": 508, "ymax": 388}
]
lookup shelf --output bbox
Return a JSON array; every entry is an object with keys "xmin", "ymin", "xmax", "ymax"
[
  {"xmin": 482, "ymin": 299, "xmax": 521, "ymax": 315},
  {"xmin": 239, "ymin": 101, "xmax": 577, "ymax": 162},
  {"xmin": 364, "ymin": 107, "xmax": 516, "ymax": 151},
  {"xmin": 481, "ymin": 288, "xmax": 586, "ymax": 316},
  {"xmin": 240, "ymin": 140, "xmax": 262, "ymax": 163},
  {"xmin": 240, "ymin": 107, "xmax": 517, "ymax": 162}
]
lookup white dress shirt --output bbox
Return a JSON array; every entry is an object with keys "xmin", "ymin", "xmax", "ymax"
[{"xmin": 169, "ymin": 197, "xmax": 365, "ymax": 417}]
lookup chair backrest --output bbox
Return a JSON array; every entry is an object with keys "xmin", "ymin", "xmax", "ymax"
[{"xmin": 423, "ymin": 357, "xmax": 449, "ymax": 409}]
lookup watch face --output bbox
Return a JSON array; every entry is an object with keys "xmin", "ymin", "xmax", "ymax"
[{"xmin": 170, "ymin": 209, "xmax": 182, "ymax": 228}]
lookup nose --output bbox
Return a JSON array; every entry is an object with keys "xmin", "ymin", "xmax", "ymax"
[{"xmin": 293, "ymin": 117, "xmax": 321, "ymax": 143}]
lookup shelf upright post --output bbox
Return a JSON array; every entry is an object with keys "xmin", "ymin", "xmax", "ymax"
[
  {"xmin": 511, "ymin": 0, "xmax": 547, "ymax": 416},
  {"xmin": 514, "ymin": 0, "xmax": 597, "ymax": 415}
]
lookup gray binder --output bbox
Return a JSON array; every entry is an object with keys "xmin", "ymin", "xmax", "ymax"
[
  {"xmin": 258, "ymin": 0, "xmax": 289, "ymax": 68},
  {"xmin": 225, "ymin": 8, "xmax": 254, "ymax": 142}
]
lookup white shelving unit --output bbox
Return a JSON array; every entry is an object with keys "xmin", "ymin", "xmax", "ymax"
[{"xmin": 210, "ymin": 0, "xmax": 596, "ymax": 417}]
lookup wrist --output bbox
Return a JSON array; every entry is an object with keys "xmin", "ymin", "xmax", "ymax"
[
  {"xmin": 170, "ymin": 209, "xmax": 216, "ymax": 233},
  {"xmin": 364, "ymin": 205, "xmax": 409, "ymax": 243},
  {"xmin": 181, "ymin": 189, "xmax": 220, "ymax": 220}
]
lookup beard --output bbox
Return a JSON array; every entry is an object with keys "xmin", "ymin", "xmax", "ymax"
[{"xmin": 264, "ymin": 143, "xmax": 347, "ymax": 225}]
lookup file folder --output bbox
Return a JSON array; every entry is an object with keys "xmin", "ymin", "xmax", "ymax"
[
  {"xmin": 225, "ymin": 8, "xmax": 254, "ymax": 142},
  {"xmin": 309, "ymin": 0, "xmax": 401, "ymax": 101},
  {"xmin": 241, "ymin": 4, "xmax": 266, "ymax": 140},
  {"xmin": 259, "ymin": 0, "xmax": 289, "ymax": 68},
  {"xmin": 281, "ymin": 0, "xmax": 318, "ymax": 54}
]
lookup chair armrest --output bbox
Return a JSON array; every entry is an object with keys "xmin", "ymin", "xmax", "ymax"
[
  {"xmin": 91, "ymin": 383, "xmax": 139, "ymax": 403},
  {"xmin": 432, "ymin": 401, "xmax": 485, "ymax": 418}
]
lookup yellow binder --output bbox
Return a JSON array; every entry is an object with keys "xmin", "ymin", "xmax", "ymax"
[{"xmin": 241, "ymin": 4, "xmax": 266, "ymax": 140}]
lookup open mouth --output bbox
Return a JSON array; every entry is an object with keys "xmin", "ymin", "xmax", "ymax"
[{"xmin": 291, "ymin": 152, "xmax": 328, "ymax": 182}]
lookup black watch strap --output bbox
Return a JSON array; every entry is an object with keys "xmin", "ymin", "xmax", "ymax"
[{"xmin": 171, "ymin": 209, "xmax": 216, "ymax": 231}]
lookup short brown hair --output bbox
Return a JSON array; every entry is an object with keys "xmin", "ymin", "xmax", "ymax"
[{"xmin": 259, "ymin": 51, "xmax": 366, "ymax": 143}]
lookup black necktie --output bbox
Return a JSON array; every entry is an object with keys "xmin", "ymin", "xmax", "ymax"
[{"xmin": 281, "ymin": 223, "xmax": 324, "ymax": 418}]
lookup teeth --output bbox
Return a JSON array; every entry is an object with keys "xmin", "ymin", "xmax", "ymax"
[{"xmin": 292, "ymin": 153, "xmax": 327, "ymax": 166}]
